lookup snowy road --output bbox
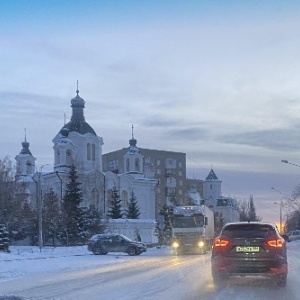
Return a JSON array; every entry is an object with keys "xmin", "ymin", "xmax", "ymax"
[{"xmin": 0, "ymin": 242, "xmax": 300, "ymax": 300}]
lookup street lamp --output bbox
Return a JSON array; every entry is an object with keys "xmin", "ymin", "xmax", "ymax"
[
  {"xmin": 281, "ymin": 159, "xmax": 300, "ymax": 168},
  {"xmin": 271, "ymin": 187, "xmax": 283, "ymax": 234},
  {"xmin": 38, "ymin": 163, "xmax": 51, "ymax": 251}
]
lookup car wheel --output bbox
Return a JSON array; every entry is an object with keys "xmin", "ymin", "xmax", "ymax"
[
  {"xmin": 127, "ymin": 246, "xmax": 137, "ymax": 256},
  {"xmin": 93, "ymin": 247, "xmax": 104, "ymax": 255},
  {"xmin": 275, "ymin": 273, "xmax": 287, "ymax": 287},
  {"xmin": 211, "ymin": 269, "xmax": 227, "ymax": 284}
]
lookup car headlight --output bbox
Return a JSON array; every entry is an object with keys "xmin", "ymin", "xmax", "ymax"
[
  {"xmin": 198, "ymin": 241, "xmax": 205, "ymax": 248},
  {"xmin": 172, "ymin": 241, "xmax": 180, "ymax": 248}
]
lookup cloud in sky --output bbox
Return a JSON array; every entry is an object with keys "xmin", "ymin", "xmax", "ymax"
[{"xmin": 2, "ymin": 0, "xmax": 300, "ymax": 221}]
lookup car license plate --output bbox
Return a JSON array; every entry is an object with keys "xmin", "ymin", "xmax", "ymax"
[{"xmin": 236, "ymin": 246, "xmax": 259, "ymax": 252}]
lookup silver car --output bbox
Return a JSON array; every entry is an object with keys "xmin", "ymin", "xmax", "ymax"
[{"xmin": 287, "ymin": 230, "xmax": 300, "ymax": 242}]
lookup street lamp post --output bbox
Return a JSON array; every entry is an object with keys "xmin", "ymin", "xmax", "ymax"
[
  {"xmin": 281, "ymin": 159, "xmax": 300, "ymax": 168},
  {"xmin": 38, "ymin": 164, "xmax": 51, "ymax": 251},
  {"xmin": 271, "ymin": 187, "xmax": 283, "ymax": 234}
]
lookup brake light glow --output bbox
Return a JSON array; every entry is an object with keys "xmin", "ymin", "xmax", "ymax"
[
  {"xmin": 214, "ymin": 238, "xmax": 230, "ymax": 247},
  {"xmin": 265, "ymin": 237, "xmax": 284, "ymax": 248}
]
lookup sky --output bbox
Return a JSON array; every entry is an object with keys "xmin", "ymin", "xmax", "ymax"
[{"xmin": 1, "ymin": 0, "xmax": 300, "ymax": 223}]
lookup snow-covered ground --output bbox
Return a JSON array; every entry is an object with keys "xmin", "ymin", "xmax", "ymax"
[
  {"xmin": 0, "ymin": 244, "xmax": 170, "ymax": 283},
  {"xmin": 0, "ymin": 241, "xmax": 299, "ymax": 300},
  {"xmin": 0, "ymin": 241, "xmax": 299, "ymax": 283}
]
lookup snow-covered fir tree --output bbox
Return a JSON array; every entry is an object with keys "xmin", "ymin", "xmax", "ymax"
[
  {"xmin": 61, "ymin": 165, "xmax": 84, "ymax": 245},
  {"xmin": 107, "ymin": 187, "xmax": 123, "ymax": 219},
  {"xmin": 0, "ymin": 223, "xmax": 9, "ymax": 252},
  {"xmin": 125, "ymin": 191, "xmax": 140, "ymax": 219}
]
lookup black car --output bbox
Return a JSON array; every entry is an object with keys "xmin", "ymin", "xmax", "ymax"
[
  {"xmin": 211, "ymin": 222, "xmax": 288, "ymax": 286},
  {"xmin": 87, "ymin": 233, "xmax": 147, "ymax": 256}
]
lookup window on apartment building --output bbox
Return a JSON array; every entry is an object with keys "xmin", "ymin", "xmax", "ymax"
[
  {"xmin": 179, "ymin": 162, "xmax": 182, "ymax": 168},
  {"xmin": 166, "ymin": 158, "xmax": 176, "ymax": 168},
  {"xmin": 109, "ymin": 160, "xmax": 118, "ymax": 170},
  {"xmin": 157, "ymin": 160, "xmax": 160, "ymax": 166}
]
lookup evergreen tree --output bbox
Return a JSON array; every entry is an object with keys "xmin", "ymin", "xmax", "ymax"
[
  {"xmin": 43, "ymin": 188, "xmax": 61, "ymax": 246},
  {"xmin": 248, "ymin": 195, "xmax": 260, "ymax": 221},
  {"xmin": 80, "ymin": 205, "xmax": 106, "ymax": 241},
  {"xmin": 159, "ymin": 205, "xmax": 173, "ymax": 245},
  {"xmin": 126, "ymin": 191, "xmax": 140, "ymax": 219},
  {"xmin": 0, "ymin": 156, "xmax": 19, "ymax": 241},
  {"xmin": 107, "ymin": 187, "xmax": 123, "ymax": 219},
  {"xmin": 61, "ymin": 165, "xmax": 84, "ymax": 245},
  {"xmin": 21, "ymin": 202, "xmax": 38, "ymax": 245},
  {"xmin": 238, "ymin": 200, "xmax": 248, "ymax": 221},
  {"xmin": 0, "ymin": 223, "xmax": 9, "ymax": 252}
]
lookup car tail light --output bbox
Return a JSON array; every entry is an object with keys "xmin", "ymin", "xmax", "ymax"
[
  {"xmin": 265, "ymin": 237, "xmax": 284, "ymax": 248},
  {"xmin": 213, "ymin": 238, "xmax": 231, "ymax": 248}
]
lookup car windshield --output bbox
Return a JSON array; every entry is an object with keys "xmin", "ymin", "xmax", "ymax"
[
  {"xmin": 222, "ymin": 224, "xmax": 276, "ymax": 238},
  {"xmin": 119, "ymin": 235, "xmax": 132, "ymax": 242},
  {"xmin": 172, "ymin": 216, "xmax": 204, "ymax": 228}
]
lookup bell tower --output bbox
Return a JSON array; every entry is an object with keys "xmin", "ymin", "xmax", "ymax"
[
  {"xmin": 123, "ymin": 125, "xmax": 144, "ymax": 173},
  {"xmin": 15, "ymin": 131, "xmax": 36, "ymax": 176}
]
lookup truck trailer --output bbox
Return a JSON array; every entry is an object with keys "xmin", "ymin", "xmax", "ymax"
[{"xmin": 171, "ymin": 205, "xmax": 214, "ymax": 254}]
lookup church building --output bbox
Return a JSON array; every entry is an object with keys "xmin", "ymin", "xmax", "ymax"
[{"xmin": 15, "ymin": 86, "xmax": 158, "ymax": 220}]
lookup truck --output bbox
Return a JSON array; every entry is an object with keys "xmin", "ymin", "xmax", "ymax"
[{"xmin": 171, "ymin": 205, "xmax": 214, "ymax": 254}]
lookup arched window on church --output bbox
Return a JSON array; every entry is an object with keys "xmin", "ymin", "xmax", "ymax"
[
  {"xmin": 135, "ymin": 158, "xmax": 140, "ymax": 172},
  {"xmin": 92, "ymin": 144, "xmax": 96, "ymax": 161},
  {"xmin": 66, "ymin": 149, "xmax": 73, "ymax": 166},
  {"xmin": 91, "ymin": 188, "xmax": 99, "ymax": 209},
  {"xmin": 57, "ymin": 150, "xmax": 60, "ymax": 164},
  {"xmin": 87, "ymin": 143, "xmax": 91, "ymax": 161},
  {"xmin": 106, "ymin": 189, "xmax": 113, "ymax": 212},
  {"xmin": 126, "ymin": 158, "xmax": 130, "ymax": 172},
  {"xmin": 26, "ymin": 161, "xmax": 31, "ymax": 175},
  {"xmin": 122, "ymin": 190, "xmax": 128, "ymax": 209}
]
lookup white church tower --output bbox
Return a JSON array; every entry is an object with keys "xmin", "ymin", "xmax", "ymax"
[
  {"xmin": 15, "ymin": 134, "xmax": 37, "ymax": 207},
  {"xmin": 123, "ymin": 125, "xmax": 144, "ymax": 174},
  {"xmin": 203, "ymin": 168, "xmax": 222, "ymax": 209},
  {"xmin": 15, "ymin": 134, "xmax": 36, "ymax": 176},
  {"xmin": 52, "ymin": 83, "xmax": 104, "ymax": 174}
]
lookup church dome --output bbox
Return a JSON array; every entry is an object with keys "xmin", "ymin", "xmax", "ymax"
[
  {"xmin": 61, "ymin": 89, "xmax": 96, "ymax": 136},
  {"xmin": 20, "ymin": 139, "xmax": 32, "ymax": 155}
]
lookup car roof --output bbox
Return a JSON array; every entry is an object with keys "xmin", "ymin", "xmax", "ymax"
[
  {"xmin": 223, "ymin": 221, "xmax": 276, "ymax": 227},
  {"xmin": 222, "ymin": 222, "xmax": 278, "ymax": 231},
  {"xmin": 92, "ymin": 233, "xmax": 119, "ymax": 237}
]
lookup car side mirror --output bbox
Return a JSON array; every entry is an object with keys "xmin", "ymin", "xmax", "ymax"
[{"xmin": 281, "ymin": 234, "xmax": 288, "ymax": 242}]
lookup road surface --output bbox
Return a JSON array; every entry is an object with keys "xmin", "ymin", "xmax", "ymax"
[{"xmin": 0, "ymin": 245, "xmax": 300, "ymax": 300}]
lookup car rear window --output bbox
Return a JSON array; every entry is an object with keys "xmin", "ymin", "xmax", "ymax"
[{"xmin": 222, "ymin": 224, "xmax": 276, "ymax": 238}]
